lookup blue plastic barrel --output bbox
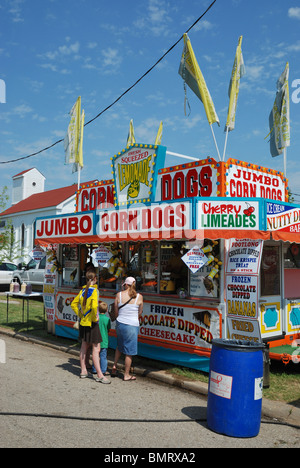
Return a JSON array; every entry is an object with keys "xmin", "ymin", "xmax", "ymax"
[{"xmin": 207, "ymin": 339, "xmax": 264, "ymax": 438}]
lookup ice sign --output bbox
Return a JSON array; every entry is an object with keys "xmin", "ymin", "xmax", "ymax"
[
  {"xmin": 91, "ymin": 246, "xmax": 113, "ymax": 266},
  {"xmin": 181, "ymin": 246, "xmax": 208, "ymax": 274}
]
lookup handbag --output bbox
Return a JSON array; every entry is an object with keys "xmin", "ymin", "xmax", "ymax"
[{"xmin": 108, "ymin": 297, "xmax": 132, "ymax": 322}]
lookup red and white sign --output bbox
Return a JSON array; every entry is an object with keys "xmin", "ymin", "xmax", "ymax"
[
  {"xmin": 98, "ymin": 202, "xmax": 191, "ymax": 239},
  {"xmin": 225, "ymin": 159, "xmax": 286, "ymax": 201},
  {"xmin": 36, "ymin": 213, "xmax": 94, "ymax": 239},
  {"xmin": 76, "ymin": 181, "xmax": 114, "ymax": 212},
  {"xmin": 155, "ymin": 159, "xmax": 219, "ymax": 202}
]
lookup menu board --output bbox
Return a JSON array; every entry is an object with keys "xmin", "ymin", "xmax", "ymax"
[
  {"xmin": 225, "ymin": 239, "xmax": 263, "ymax": 342},
  {"xmin": 225, "ymin": 239, "xmax": 263, "ymax": 275}
]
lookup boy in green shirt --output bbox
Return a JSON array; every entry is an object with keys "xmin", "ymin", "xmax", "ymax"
[{"xmin": 92, "ymin": 302, "xmax": 111, "ymax": 375}]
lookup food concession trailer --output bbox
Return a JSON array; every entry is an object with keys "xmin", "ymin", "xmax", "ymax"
[{"xmin": 35, "ymin": 144, "xmax": 300, "ymax": 372}]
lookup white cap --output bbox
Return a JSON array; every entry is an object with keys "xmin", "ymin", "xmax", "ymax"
[{"xmin": 122, "ymin": 276, "xmax": 136, "ymax": 286}]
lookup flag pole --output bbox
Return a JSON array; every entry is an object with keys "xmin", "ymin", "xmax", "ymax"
[
  {"xmin": 222, "ymin": 127, "xmax": 229, "ymax": 161},
  {"xmin": 210, "ymin": 124, "xmax": 221, "ymax": 161},
  {"xmin": 283, "ymin": 147, "xmax": 287, "ymax": 178},
  {"xmin": 77, "ymin": 163, "xmax": 81, "ymax": 190}
]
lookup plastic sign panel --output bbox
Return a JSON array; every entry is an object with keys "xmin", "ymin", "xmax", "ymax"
[
  {"xmin": 29, "ymin": 246, "xmax": 46, "ymax": 262},
  {"xmin": 97, "ymin": 201, "xmax": 192, "ymax": 240},
  {"xmin": 155, "ymin": 158, "xmax": 220, "ymax": 201},
  {"xmin": 111, "ymin": 143, "xmax": 166, "ymax": 206},
  {"xmin": 197, "ymin": 199, "xmax": 261, "ymax": 231},
  {"xmin": 226, "ymin": 274, "xmax": 259, "ymax": 320},
  {"xmin": 35, "ymin": 212, "xmax": 95, "ymax": 239},
  {"xmin": 76, "ymin": 180, "xmax": 114, "ymax": 212},
  {"xmin": 181, "ymin": 246, "xmax": 208, "ymax": 274},
  {"xmin": 91, "ymin": 246, "xmax": 113, "ymax": 266},
  {"xmin": 137, "ymin": 301, "xmax": 221, "ymax": 351},
  {"xmin": 227, "ymin": 318, "xmax": 262, "ymax": 343},
  {"xmin": 225, "ymin": 239, "xmax": 263, "ymax": 274},
  {"xmin": 224, "ymin": 158, "xmax": 287, "ymax": 201},
  {"xmin": 267, "ymin": 201, "xmax": 300, "ymax": 235}
]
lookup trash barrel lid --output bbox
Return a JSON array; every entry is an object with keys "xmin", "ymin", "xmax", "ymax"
[{"xmin": 212, "ymin": 338, "xmax": 265, "ymax": 352}]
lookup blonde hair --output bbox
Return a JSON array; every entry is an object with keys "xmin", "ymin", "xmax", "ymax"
[
  {"xmin": 98, "ymin": 301, "xmax": 108, "ymax": 313},
  {"xmin": 83, "ymin": 271, "xmax": 96, "ymax": 308},
  {"xmin": 126, "ymin": 281, "xmax": 137, "ymax": 299}
]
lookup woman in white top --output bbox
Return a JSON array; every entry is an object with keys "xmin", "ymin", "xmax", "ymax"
[{"xmin": 111, "ymin": 277, "xmax": 143, "ymax": 381}]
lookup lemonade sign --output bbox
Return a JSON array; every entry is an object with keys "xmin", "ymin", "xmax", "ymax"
[{"xmin": 112, "ymin": 144, "xmax": 166, "ymax": 206}]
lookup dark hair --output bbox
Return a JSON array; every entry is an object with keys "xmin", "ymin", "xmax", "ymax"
[{"xmin": 83, "ymin": 271, "xmax": 96, "ymax": 308}]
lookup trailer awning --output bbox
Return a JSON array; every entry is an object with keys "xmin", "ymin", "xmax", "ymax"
[{"xmin": 34, "ymin": 228, "xmax": 271, "ymax": 247}]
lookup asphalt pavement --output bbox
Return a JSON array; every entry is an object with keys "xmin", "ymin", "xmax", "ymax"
[{"xmin": 0, "ymin": 327, "xmax": 299, "ymax": 449}]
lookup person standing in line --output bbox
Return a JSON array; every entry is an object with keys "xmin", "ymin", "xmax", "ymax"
[
  {"xmin": 92, "ymin": 301, "xmax": 111, "ymax": 376},
  {"xmin": 111, "ymin": 277, "xmax": 143, "ymax": 381},
  {"xmin": 71, "ymin": 271, "xmax": 110, "ymax": 384}
]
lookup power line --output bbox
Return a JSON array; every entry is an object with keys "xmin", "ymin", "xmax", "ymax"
[{"xmin": 0, "ymin": 0, "xmax": 217, "ymax": 165}]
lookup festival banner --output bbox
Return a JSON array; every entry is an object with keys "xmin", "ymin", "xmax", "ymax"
[
  {"xmin": 268, "ymin": 62, "xmax": 290, "ymax": 157},
  {"xmin": 179, "ymin": 33, "xmax": 219, "ymax": 126},
  {"xmin": 225, "ymin": 36, "xmax": 245, "ymax": 132}
]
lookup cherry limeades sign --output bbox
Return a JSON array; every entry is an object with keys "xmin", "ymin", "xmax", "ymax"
[{"xmin": 197, "ymin": 200, "xmax": 262, "ymax": 230}]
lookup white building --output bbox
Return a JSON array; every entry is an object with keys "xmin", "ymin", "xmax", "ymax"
[{"xmin": 0, "ymin": 168, "xmax": 78, "ymax": 264}]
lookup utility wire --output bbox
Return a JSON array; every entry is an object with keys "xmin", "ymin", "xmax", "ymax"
[{"xmin": 0, "ymin": 0, "xmax": 217, "ymax": 165}]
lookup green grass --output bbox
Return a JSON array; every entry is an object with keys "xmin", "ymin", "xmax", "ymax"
[{"xmin": 0, "ymin": 295, "xmax": 299, "ymax": 406}]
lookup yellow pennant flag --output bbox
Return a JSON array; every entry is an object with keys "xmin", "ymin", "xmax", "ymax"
[
  {"xmin": 267, "ymin": 62, "xmax": 290, "ymax": 157},
  {"xmin": 76, "ymin": 109, "xmax": 85, "ymax": 168},
  {"xmin": 64, "ymin": 96, "xmax": 81, "ymax": 165},
  {"xmin": 155, "ymin": 121, "xmax": 163, "ymax": 145},
  {"xmin": 127, "ymin": 119, "xmax": 136, "ymax": 146},
  {"xmin": 179, "ymin": 34, "xmax": 219, "ymax": 126},
  {"xmin": 225, "ymin": 36, "xmax": 245, "ymax": 132}
]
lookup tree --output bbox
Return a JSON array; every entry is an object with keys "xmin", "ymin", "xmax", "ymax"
[{"xmin": 0, "ymin": 186, "xmax": 21, "ymax": 264}]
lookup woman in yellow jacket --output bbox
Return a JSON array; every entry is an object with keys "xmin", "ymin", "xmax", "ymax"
[{"xmin": 71, "ymin": 271, "xmax": 110, "ymax": 384}]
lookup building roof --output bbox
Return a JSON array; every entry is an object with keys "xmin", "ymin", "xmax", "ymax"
[
  {"xmin": 12, "ymin": 167, "xmax": 45, "ymax": 179},
  {"xmin": 0, "ymin": 184, "xmax": 78, "ymax": 217}
]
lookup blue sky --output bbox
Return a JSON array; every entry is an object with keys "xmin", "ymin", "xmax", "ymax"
[{"xmin": 1, "ymin": 0, "xmax": 300, "ymax": 204}]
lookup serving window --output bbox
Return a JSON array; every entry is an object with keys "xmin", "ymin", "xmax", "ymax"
[
  {"xmin": 86, "ymin": 239, "xmax": 222, "ymax": 299},
  {"xmin": 260, "ymin": 244, "xmax": 281, "ymax": 296},
  {"xmin": 283, "ymin": 242, "xmax": 300, "ymax": 299}
]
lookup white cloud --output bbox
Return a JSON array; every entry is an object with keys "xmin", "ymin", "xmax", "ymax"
[
  {"xmin": 102, "ymin": 48, "xmax": 122, "ymax": 70},
  {"xmin": 7, "ymin": 0, "xmax": 24, "ymax": 23},
  {"xmin": 39, "ymin": 41, "xmax": 80, "ymax": 62},
  {"xmin": 244, "ymin": 65, "xmax": 264, "ymax": 81},
  {"xmin": 288, "ymin": 7, "xmax": 300, "ymax": 20},
  {"xmin": 194, "ymin": 20, "xmax": 213, "ymax": 32},
  {"xmin": 13, "ymin": 104, "xmax": 33, "ymax": 118},
  {"xmin": 133, "ymin": 0, "xmax": 173, "ymax": 37},
  {"xmin": 87, "ymin": 42, "xmax": 98, "ymax": 49},
  {"xmin": 58, "ymin": 42, "xmax": 80, "ymax": 56},
  {"xmin": 287, "ymin": 40, "xmax": 300, "ymax": 52}
]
